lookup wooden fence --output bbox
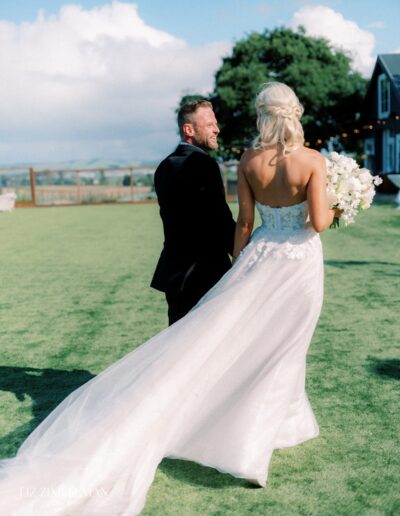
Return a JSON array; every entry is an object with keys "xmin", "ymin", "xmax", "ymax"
[{"xmin": 0, "ymin": 163, "xmax": 239, "ymax": 207}]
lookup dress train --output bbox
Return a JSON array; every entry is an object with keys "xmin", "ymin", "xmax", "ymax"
[{"xmin": 0, "ymin": 201, "xmax": 323, "ymax": 515}]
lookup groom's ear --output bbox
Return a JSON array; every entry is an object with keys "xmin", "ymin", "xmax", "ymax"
[{"xmin": 182, "ymin": 123, "xmax": 195, "ymax": 138}]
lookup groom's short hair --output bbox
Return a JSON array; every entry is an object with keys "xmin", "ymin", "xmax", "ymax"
[{"xmin": 178, "ymin": 100, "xmax": 213, "ymax": 138}]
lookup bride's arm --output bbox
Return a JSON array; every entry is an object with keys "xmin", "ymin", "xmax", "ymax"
[
  {"xmin": 307, "ymin": 153, "xmax": 338, "ymax": 232},
  {"xmin": 232, "ymin": 158, "xmax": 255, "ymax": 262}
]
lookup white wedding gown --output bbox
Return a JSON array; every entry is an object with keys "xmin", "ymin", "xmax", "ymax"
[{"xmin": 0, "ymin": 200, "xmax": 323, "ymax": 515}]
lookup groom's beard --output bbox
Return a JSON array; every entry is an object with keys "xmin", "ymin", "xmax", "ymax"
[{"xmin": 191, "ymin": 136, "xmax": 218, "ymax": 152}]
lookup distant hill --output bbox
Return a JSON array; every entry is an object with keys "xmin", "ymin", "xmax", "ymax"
[{"xmin": 0, "ymin": 158, "xmax": 159, "ymax": 174}]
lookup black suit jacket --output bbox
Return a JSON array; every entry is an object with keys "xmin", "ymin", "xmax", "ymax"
[{"xmin": 151, "ymin": 144, "xmax": 236, "ymax": 294}]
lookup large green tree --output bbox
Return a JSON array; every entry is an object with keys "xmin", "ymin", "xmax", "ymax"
[{"xmin": 180, "ymin": 27, "xmax": 367, "ymax": 159}]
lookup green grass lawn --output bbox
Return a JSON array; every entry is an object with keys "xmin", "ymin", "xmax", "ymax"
[{"xmin": 0, "ymin": 201, "xmax": 399, "ymax": 515}]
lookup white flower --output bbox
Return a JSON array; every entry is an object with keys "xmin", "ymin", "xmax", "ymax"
[
  {"xmin": 325, "ymin": 152, "xmax": 378, "ymax": 226},
  {"xmin": 329, "ymin": 151, "xmax": 341, "ymax": 162}
]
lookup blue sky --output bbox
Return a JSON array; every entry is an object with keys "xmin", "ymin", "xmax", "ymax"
[{"xmin": 0, "ymin": 1, "xmax": 399, "ymax": 164}]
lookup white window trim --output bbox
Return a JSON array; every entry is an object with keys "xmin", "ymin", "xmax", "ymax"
[{"xmin": 378, "ymin": 73, "xmax": 390, "ymax": 119}]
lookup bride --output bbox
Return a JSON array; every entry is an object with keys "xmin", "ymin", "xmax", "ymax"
[{"xmin": 0, "ymin": 82, "xmax": 341, "ymax": 515}]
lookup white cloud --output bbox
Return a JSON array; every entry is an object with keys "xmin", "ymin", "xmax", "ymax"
[
  {"xmin": 290, "ymin": 5, "xmax": 375, "ymax": 76},
  {"xmin": 0, "ymin": 2, "xmax": 231, "ymax": 163}
]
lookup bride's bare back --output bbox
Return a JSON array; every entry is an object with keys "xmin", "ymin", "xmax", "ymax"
[
  {"xmin": 240, "ymin": 145, "xmax": 317, "ymax": 207},
  {"xmin": 232, "ymin": 144, "xmax": 336, "ymax": 260}
]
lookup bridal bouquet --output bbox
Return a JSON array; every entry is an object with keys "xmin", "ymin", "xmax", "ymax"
[{"xmin": 325, "ymin": 152, "xmax": 382, "ymax": 226}]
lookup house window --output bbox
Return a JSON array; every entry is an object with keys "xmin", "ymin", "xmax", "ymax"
[
  {"xmin": 378, "ymin": 74, "xmax": 390, "ymax": 118},
  {"xmin": 364, "ymin": 138, "xmax": 375, "ymax": 172},
  {"xmin": 383, "ymin": 130, "xmax": 395, "ymax": 172},
  {"xmin": 365, "ymin": 138, "xmax": 375, "ymax": 156}
]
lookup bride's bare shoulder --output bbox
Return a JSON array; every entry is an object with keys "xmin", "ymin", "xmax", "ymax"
[
  {"xmin": 238, "ymin": 147, "xmax": 269, "ymax": 170},
  {"xmin": 292, "ymin": 147, "xmax": 325, "ymax": 168},
  {"xmin": 239, "ymin": 147, "xmax": 259, "ymax": 163}
]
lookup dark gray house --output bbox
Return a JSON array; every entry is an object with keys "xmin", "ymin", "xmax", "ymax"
[{"xmin": 362, "ymin": 54, "xmax": 400, "ymax": 183}]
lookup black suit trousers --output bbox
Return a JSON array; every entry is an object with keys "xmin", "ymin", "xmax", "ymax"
[
  {"xmin": 165, "ymin": 288, "xmax": 202, "ymax": 326},
  {"xmin": 164, "ymin": 256, "xmax": 230, "ymax": 325}
]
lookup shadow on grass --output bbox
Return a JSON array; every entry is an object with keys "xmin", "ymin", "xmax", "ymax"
[
  {"xmin": 0, "ymin": 366, "xmax": 94, "ymax": 456},
  {"xmin": 325, "ymin": 260, "xmax": 400, "ymax": 269},
  {"xmin": 159, "ymin": 458, "xmax": 252, "ymax": 489},
  {"xmin": 367, "ymin": 358, "xmax": 400, "ymax": 380}
]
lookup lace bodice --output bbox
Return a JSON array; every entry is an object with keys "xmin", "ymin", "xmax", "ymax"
[
  {"xmin": 234, "ymin": 200, "xmax": 320, "ymax": 265},
  {"xmin": 256, "ymin": 200, "xmax": 308, "ymax": 231}
]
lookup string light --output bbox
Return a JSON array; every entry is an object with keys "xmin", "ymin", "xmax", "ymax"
[{"xmin": 291, "ymin": 112, "xmax": 399, "ymax": 150}]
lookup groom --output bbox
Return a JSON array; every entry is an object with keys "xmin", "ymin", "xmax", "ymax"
[{"xmin": 151, "ymin": 100, "xmax": 236, "ymax": 325}]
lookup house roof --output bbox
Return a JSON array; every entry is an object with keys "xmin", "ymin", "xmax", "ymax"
[
  {"xmin": 379, "ymin": 54, "xmax": 400, "ymax": 99},
  {"xmin": 361, "ymin": 53, "xmax": 400, "ymax": 122}
]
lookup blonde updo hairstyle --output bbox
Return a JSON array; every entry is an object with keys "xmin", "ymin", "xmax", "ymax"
[{"xmin": 253, "ymin": 82, "xmax": 304, "ymax": 154}]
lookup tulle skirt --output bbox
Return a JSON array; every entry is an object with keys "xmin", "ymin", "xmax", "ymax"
[{"xmin": 0, "ymin": 225, "xmax": 323, "ymax": 515}]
